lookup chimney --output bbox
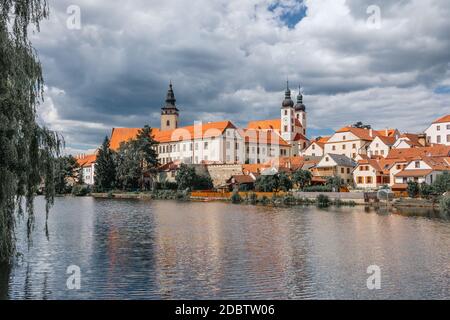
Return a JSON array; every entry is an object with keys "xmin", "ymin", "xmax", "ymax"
[
  {"xmin": 385, "ymin": 129, "xmax": 388, "ymax": 136},
  {"xmin": 418, "ymin": 134, "xmax": 427, "ymax": 147},
  {"xmin": 369, "ymin": 129, "xmax": 373, "ymax": 138}
]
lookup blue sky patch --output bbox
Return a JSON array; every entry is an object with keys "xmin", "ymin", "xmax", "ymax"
[
  {"xmin": 434, "ymin": 86, "xmax": 450, "ymax": 94},
  {"xmin": 268, "ymin": 1, "xmax": 307, "ymax": 29}
]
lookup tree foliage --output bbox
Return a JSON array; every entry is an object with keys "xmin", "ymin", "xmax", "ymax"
[
  {"xmin": 1, "ymin": 0, "xmax": 62, "ymax": 263},
  {"xmin": 54, "ymin": 155, "xmax": 79, "ymax": 194},
  {"xmin": 115, "ymin": 126, "xmax": 159, "ymax": 191},
  {"xmin": 352, "ymin": 121, "xmax": 372, "ymax": 129},
  {"xmin": 175, "ymin": 164, "xmax": 213, "ymax": 191},
  {"xmin": 95, "ymin": 136, "xmax": 116, "ymax": 191},
  {"xmin": 278, "ymin": 172, "xmax": 293, "ymax": 192},
  {"xmin": 433, "ymin": 171, "xmax": 450, "ymax": 195},
  {"xmin": 255, "ymin": 175, "xmax": 280, "ymax": 192},
  {"xmin": 292, "ymin": 169, "xmax": 312, "ymax": 190},
  {"xmin": 407, "ymin": 181, "xmax": 419, "ymax": 198}
]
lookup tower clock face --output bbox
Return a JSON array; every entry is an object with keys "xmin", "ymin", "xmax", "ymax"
[{"xmin": 283, "ymin": 117, "xmax": 289, "ymax": 125}]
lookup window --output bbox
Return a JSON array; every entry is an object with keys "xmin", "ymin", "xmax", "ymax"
[
  {"xmin": 183, "ymin": 144, "xmax": 186, "ymax": 152},
  {"xmin": 284, "ymin": 126, "xmax": 288, "ymax": 132},
  {"xmin": 343, "ymin": 136, "xmax": 346, "ymax": 140},
  {"xmin": 381, "ymin": 150, "xmax": 385, "ymax": 155},
  {"xmin": 312, "ymin": 145, "xmax": 315, "ymax": 150},
  {"xmin": 357, "ymin": 177, "xmax": 363, "ymax": 184},
  {"xmin": 415, "ymin": 161, "xmax": 420, "ymax": 168},
  {"xmin": 437, "ymin": 135, "xmax": 441, "ymax": 143},
  {"xmin": 447, "ymin": 124, "xmax": 450, "ymax": 130},
  {"xmin": 396, "ymin": 165, "xmax": 401, "ymax": 170},
  {"xmin": 204, "ymin": 142, "xmax": 208, "ymax": 150},
  {"xmin": 352, "ymin": 153, "xmax": 356, "ymax": 158},
  {"xmin": 376, "ymin": 143, "xmax": 379, "ymax": 148},
  {"xmin": 325, "ymin": 157, "xmax": 329, "ymax": 162},
  {"xmin": 226, "ymin": 141, "xmax": 230, "ymax": 149},
  {"xmin": 284, "ymin": 110, "xmax": 288, "ymax": 116},
  {"xmin": 347, "ymin": 168, "xmax": 350, "ymax": 174},
  {"xmin": 447, "ymin": 135, "xmax": 450, "ymax": 143},
  {"xmin": 195, "ymin": 143, "xmax": 198, "ymax": 150},
  {"xmin": 437, "ymin": 125, "xmax": 440, "ymax": 131},
  {"xmin": 352, "ymin": 143, "xmax": 356, "ymax": 149},
  {"xmin": 341, "ymin": 168, "xmax": 344, "ymax": 174},
  {"xmin": 332, "ymin": 146, "xmax": 336, "ymax": 151},
  {"xmin": 366, "ymin": 177, "xmax": 373, "ymax": 184}
]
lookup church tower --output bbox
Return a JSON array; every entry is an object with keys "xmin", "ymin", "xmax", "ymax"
[
  {"xmin": 294, "ymin": 85, "xmax": 307, "ymax": 136},
  {"xmin": 161, "ymin": 81, "xmax": 179, "ymax": 131},
  {"xmin": 280, "ymin": 81, "xmax": 296, "ymax": 143}
]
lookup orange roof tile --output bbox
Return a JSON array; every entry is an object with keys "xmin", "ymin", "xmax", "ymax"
[
  {"xmin": 110, "ymin": 121, "xmax": 236, "ymax": 151},
  {"xmin": 375, "ymin": 129, "xmax": 398, "ymax": 137},
  {"xmin": 395, "ymin": 169, "xmax": 433, "ymax": 177},
  {"xmin": 433, "ymin": 114, "xmax": 450, "ymax": 124},
  {"xmin": 336, "ymin": 126, "xmax": 379, "ymax": 141},
  {"xmin": 387, "ymin": 145, "xmax": 450, "ymax": 160},
  {"xmin": 247, "ymin": 119, "xmax": 281, "ymax": 131},
  {"xmin": 242, "ymin": 163, "xmax": 271, "ymax": 174},
  {"xmin": 76, "ymin": 154, "xmax": 97, "ymax": 167}
]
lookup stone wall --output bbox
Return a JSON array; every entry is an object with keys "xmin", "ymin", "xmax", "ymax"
[{"xmin": 206, "ymin": 164, "xmax": 243, "ymax": 187}]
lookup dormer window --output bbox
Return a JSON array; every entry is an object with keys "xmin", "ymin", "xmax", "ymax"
[
  {"xmin": 415, "ymin": 161, "xmax": 420, "ymax": 168},
  {"xmin": 166, "ymin": 120, "xmax": 170, "ymax": 127}
]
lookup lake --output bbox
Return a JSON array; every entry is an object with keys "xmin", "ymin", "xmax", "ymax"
[{"xmin": 1, "ymin": 197, "xmax": 450, "ymax": 300}]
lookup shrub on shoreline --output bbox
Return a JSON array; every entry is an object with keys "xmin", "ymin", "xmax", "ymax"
[
  {"xmin": 231, "ymin": 192, "xmax": 243, "ymax": 204},
  {"xmin": 317, "ymin": 194, "xmax": 331, "ymax": 208},
  {"xmin": 440, "ymin": 196, "xmax": 450, "ymax": 215}
]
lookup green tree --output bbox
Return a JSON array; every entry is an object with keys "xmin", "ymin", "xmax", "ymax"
[
  {"xmin": 95, "ymin": 136, "xmax": 116, "ymax": 191},
  {"xmin": 54, "ymin": 155, "xmax": 79, "ymax": 194},
  {"xmin": 407, "ymin": 181, "xmax": 419, "ymax": 198},
  {"xmin": 255, "ymin": 175, "xmax": 280, "ymax": 192},
  {"xmin": 176, "ymin": 164, "xmax": 197, "ymax": 190},
  {"xmin": 352, "ymin": 121, "xmax": 371, "ymax": 129},
  {"xmin": 326, "ymin": 176, "xmax": 342, "ymax": 191},
  {"xmin": 1, "ymin": 1, "xmax": 62, "ymax": 263},
  {"xmin": 115, "ymin": 141, "xmax": 141, "ymax": 191},
  {"xmin": 292, "ymin": 169, "xmax": 312, "ymax": 190},
  {"xmin": 432, "ymin": 171, "xmax": 450, "ymax": 195},
  {"xmin": 133, "ymin": 125, "xmax": 159, "ymax": 190},
  {"xmin": 278, "ymin": 172, "xmax": 293, "ymax": 192},
  {"xmin": 419, "ymin": 182, "xmax": 434, "ymax": 199},
  {"xmin": 175, "ymin": 164, "xmax": 213, "ymax": 191}
]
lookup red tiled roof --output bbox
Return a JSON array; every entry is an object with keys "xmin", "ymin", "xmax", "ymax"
[
  {"xmin": 336, "ymin": 126, "xmax": 378, "ymax": 141},
  {"xmin": 395, "ymin": 169, "xmax": 433, "ymax": 177},
  {"xmin": 76, "ymin": 154, "xmax": 97, "ymax": 167},
  {"xmin": 110, "ymin": 121, "xmax": 236, "ymax": 151},
  {"xmin": 247, "ymin": 119, "xmax": 281, "ymax": 131},
  {"xmin": 433, "ymin": 114, "xmax": 450, "ymax": 124},
  {"xmin": 387, "ymin": 145, "xmax": 450, "ymax": 160},
  {"xmin": 242, "ymin": 129, "xmax": 290, "ymax": 146}
]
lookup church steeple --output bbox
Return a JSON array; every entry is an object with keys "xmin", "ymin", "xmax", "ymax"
[
  {"xmin": 295, "ymin": 85, "xmax": 305, "ymax": 112},
  {"xmin": 282, "ymin": 80, "xmax": 294, "ymax": 108},
  {"xmin": 161, "ymin": 81, "xmax": 179, "ymax": 131},
  {"xmin": 163, "ymin": 81, "xmax": 178, "ymax": 110}
]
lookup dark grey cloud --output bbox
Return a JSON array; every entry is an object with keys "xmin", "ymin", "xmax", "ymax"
[{"xmin": 31, "ymin": 0, "xmax": 450, "ymax": 152}]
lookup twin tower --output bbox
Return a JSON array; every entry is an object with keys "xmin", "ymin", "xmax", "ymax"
[{"xmin": 160, "ymin": 82, "xmax": 307, "ymax": 142}]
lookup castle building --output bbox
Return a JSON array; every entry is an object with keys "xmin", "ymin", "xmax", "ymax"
[{"xmin": 109, "ymin": 82, "xmax": 310, "ymax": 165}]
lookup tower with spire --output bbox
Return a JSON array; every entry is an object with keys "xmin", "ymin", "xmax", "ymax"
[
  {"xmin": 294, "ymin": 85, "xmax": 307, "ymax": 135},
  {"xmin": 280, "ymin": 81, "xmax": 296, "ymax": 143},
  {"xmin": 161, "ymin": 81, "xmax": 180, "ymax": 131}
]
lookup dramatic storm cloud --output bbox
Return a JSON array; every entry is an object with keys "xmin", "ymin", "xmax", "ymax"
[{"xmin": 31, "ymin": 0, "xmax": 450, "ymax": 153}]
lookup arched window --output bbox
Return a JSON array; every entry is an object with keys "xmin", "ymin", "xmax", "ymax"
[{"xmin": 166, "ymin": 120, "xmax": 170, "ymax": 127}]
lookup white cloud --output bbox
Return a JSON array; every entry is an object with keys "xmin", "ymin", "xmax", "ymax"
[{"xmin": 29, "ymin": 0, "xmax": 450, "ymax": 151}]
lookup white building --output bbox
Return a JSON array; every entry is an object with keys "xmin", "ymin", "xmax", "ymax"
[
  {"xmin": 110, "ymin": 82, "xmax": 309, "ymax": 165},
  {"xmin": 76, "ymin": 154, "xmax": 97, "ymax": 185},
  {"xmin": 425, "ymin": 114, "xmax": 450, "ymax": 146}
]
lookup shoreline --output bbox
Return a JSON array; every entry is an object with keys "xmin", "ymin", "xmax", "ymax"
[{"xmin": 88, "ymin": 192, "xmax": 443, "ymax": 210}]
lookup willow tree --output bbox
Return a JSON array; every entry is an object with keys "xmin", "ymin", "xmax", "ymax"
[{"xmin": 0, "ymin": 0, "xmax": 62, "ymax": 263}]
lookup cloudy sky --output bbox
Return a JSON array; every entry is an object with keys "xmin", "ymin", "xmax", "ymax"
[{"xmin": 31, "ymin": 0, "xmax": 450, "ymax": 154}]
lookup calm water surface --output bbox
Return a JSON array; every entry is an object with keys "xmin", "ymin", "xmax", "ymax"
[{"xmin": 1, "ymin": 197, "xmax": 450, "ymax": 300}]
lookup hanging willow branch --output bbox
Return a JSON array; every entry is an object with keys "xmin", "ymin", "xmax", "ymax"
[{"xmin": 0, "ymin": 0, "xmax": 61, "ymax": 263}]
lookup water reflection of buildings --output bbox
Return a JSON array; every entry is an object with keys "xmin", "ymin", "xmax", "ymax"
[{"xmin": 152, "ymin": 202, "xmax": 314, "ymax": 299}]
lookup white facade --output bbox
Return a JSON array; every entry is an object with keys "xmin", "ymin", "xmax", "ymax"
[
  {"xmin": 367, "ymin": 136, "xmax": 392, "ymax": 158},
  {"xmin": 82, "ymin": 163, "xmax": 95, "ymax": 185},
  {"xmin": 425, "ymin": 117, "xmax": 450, "ymax": 146},
  {"xmin": 302, "ymin": 142, "xmax": 324, "ymax": 157},
  {"xmin": 324, "ymin": 132, "xmax": 370, "ymax": 159}
]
